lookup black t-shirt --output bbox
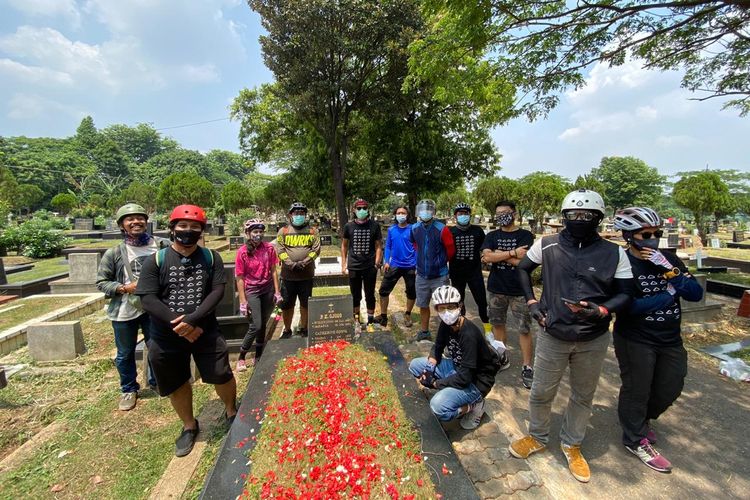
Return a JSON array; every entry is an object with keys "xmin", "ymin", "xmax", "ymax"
[
  {"xmin": 343, "ymin": 220, "xmax": 382, "ymax": 270},
  {"xmin": 614, "ymin": 251, "xmax": 687, "ymax": 347},
  {"xmin": 449, "ymin": 225, "xmax": 485, "ymax": 273},
  {"xmin": 137, "ymin": 247, "xmax": 226, "ymax": 338},
  {"xmin": 430, "ymin": 319, "xmax": 498, "ymax": 397},
  {"xmin": 481, "ymin": 228, "xmax": 535, "ymax": 295}
]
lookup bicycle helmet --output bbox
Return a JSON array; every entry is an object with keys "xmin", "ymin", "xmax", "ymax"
[
  {"xmin": 288, "ymin": 202, "xmax": 307, "ymax": 213},
  {"xmin": 561, "ymin": 189, "xmax": 605, "ymax": 215},
  {"xmin": 243, "ymin": 218, "xmax": 266, "ymax": 232},
  {"xmin": 613, "ymin": 207, "xmax": 662, "ymax": 231},
  {"xmin": 115, "ymin": 203, "xmax": 148, "ymax": 224},
  {"xmin": 453, "ymin": 202, "xmax": 472, "ymax": 214},
  {"xmin": 169, "ymin": 204, "xmax": 207, "ymax": 226},
  {"xmin": 353, "ymin": 198, "xmax": 369, "ymax": 208},
  {"xmin": 432, "ymin": 285, "xmax": 462, "ymax": 306}
]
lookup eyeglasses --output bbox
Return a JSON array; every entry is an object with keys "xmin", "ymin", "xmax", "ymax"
[
  {"xmin": 637, "ymin": 230, "xmax": 664, "ymax": 240},
  {"xmin": 563, "ymin": 211, "xmax": 597, "ymax": 222}
]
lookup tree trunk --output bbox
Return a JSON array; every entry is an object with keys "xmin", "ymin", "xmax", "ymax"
[
  {"xmin": 407, "ymin": 191, "xmax": 418, "ymax": 222},
  {"xmin": 329, "ymin": 145, "xmax": 348, "ymax": 236}
]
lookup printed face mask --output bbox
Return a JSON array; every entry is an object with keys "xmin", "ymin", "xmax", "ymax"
[
  {"xmin": 438, "ymin": 308, "xmax": 461, "ymax": 325},
  {"xmin": 356, "ymin": 209, "xmax": 369, "ymax": 219},
  {"xmin": 396, "ymin": 214, "xmax": 407, "ymax": 224},
  {"xmin": 174, "ymin": 229, "xmax": 201, "ymax": 246},
  {"xmin": 456, "ymin": 214, "xmax": 471, "ymax": 226},
  {"xmin": 495, "ymin": 213, "xmax": 514, "ymax": 227},
  {"xmin": 292, "ymin": 215, "xmax": 306, "ymax": 226}
]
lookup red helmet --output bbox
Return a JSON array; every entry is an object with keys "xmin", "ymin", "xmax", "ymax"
[
  {"xmin": 169, "ymin": 204, "xmax": 207, "ymax": 226},
  {"xmin": 354, "ymin": 198, "xmax": 369, "ymax": 208}
]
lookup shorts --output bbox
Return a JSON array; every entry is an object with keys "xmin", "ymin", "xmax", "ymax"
[
  {"xmin": 378, "ymin": 266, "xmax": 416, "ymax": 299},
  {"xmin": 415, "ymin": 274, "xmax": 449, "ymax": 308},
  {"xmin": 147, "ymin": 330, "xmax": 233, "ymax": 397},
  {"xmin": 280, "ymin": 279, "xmax": 314, "ymax": 310},
  {"xmin": 488, "ymin": 293, "xmax": 531, "ymax": 333}
]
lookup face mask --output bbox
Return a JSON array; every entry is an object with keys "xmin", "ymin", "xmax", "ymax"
[
  {"xmin": 174, "ymin": 229, "xmax": 201, "ymax": 246},
  {"xmin": 564, "ymin": 219, "xmax": 599, "ymax": 240},
  {"xmin": 396, "ymin": 214, "xmax": 407, "ymax": 224},
  {"xmin": 438, "ymin": 308, "xmax": 461, "ymax": 325},
  {"xmin": 124, "ymin": 232, "xmax": 151, "ymax": 247},
  {"xmin": 356, "ymin": 209, "xmax": 369, "ymax": 219},
  {"xmin": 632, "ymin": 237, "xmax": 659, "ymax": 250},
  {"xmin": 292, "ymin": 215, "xmax": 306, "ymax": 226},
  {"xmin": 419, "ymin": 211, "xmax": 433, "ymax": 222},
  {"xmin": 248, "ymin": 234, "xmax": 263, "ymax": 244},
  {"xmin": 495, "ymin": 213, "xmax": 514, "ymax": 227},
  {"xmin": 456, "ymin": 215, "xmax": 471, "ymax": 226}
]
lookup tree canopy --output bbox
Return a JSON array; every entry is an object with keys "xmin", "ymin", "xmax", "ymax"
[
  {"xmin": 591, "ymin": 156, "xmax": 665, "ymax": 214},
  {"xmin": 673, "ymin": 171, "xmax": 734, "ymax": 243}
]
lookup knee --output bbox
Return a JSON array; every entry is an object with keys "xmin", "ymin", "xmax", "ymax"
[
  {"xmin": 429, "ymin": 392, "xmax": 456, "ymax": 421},
  {"xmin": 409, "ymin": 357, "xmax": 426, "ymax": 377}
]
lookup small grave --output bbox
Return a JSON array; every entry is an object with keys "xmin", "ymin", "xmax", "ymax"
[
  {"xmin": 73, "ymin": 218, "xmax": 94, "ymax": 231},
  {"xmin": 307, "ymin": 295, "xmax": 354, "ymax": 346},
  {"xmin": 50, "ymin": 253, "xmax": 101, "ymax": 294},
  {"xmin": 27, "ymin": 320, "xmax": 86, "ymax": 361},
  {"xmin": 104, "ymin": 219, "xmax": 118, "ymax": 231},
  {"xmin": 228, "ymin": 236, "xmax": 244, "ymax": 250},
  {"xmin": 319, "ymin": 234, "xmax": 332, "ymax": 246}
]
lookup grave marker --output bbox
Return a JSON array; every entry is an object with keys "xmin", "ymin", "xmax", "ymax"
[
  {"xmin": 105, "ymin": 219, "xmax": 118, "ymax": 231},
  {"xmin": 68, "ymin": 253, "xmax": 100, "ymax": 283},
  {"xmin": 319, "ymin": 234, "xmax": 332, "ymax": 246},
  {"xmin": 0, "ymin": 258, "xmax": 6, "ymax": 286},
  {"xmin": 229, "ymin": 236, "xmax": 244, "ymax": 250},
  {"xmin": 73, "ymin": 218, "xmax": 94, "ymax": 231},
  {"xmin": 307, "ymin": 295, "xmax": 354, "ymax": 346},
  {"xmin": 27, "ymin": 321, "xmax": 86, "ymax": 361},
  {"xmin": 733, "ymin": 230, "xmax": 746, "ymax": 243}
]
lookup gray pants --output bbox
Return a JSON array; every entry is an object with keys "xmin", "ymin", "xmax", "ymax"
[{"xmin": 528, "ymin": 330, "xmax": 610, "ymax": 446}]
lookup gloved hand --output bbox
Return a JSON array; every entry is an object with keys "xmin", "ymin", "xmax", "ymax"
[
  {"xmin": 419, "ymin": 364, "xmax": 436, "ymax": 388},
  {"xmin": 239, "ymin": 302, "xmax": 248, "ymax": 316},
  {"xmin": 573, "ymin": 301, "xmax": 608, "ymax": 320},
  {"xmin": 646, "ymin": 249, "xmax": 672, "ymax": 270},
  {"xmin": 274, "ymin": 292, "xmax": 283, "ymax": 305},
  {"xmin": 285, "ymin": 260, "xmax": 299, "ymax": 271},
  {"xmin": 298, "ymin": 257, "xmax": 312, "ymax": 270},
  {"xmin": 666, "ymin": 283, "xmax": 676, "ymax": 296},
  {"xmin": 528, "ymin": 302, "xmax": 547, "ymax": 327}
]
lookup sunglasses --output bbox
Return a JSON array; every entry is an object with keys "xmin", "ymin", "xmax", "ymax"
[
  {"xmin": 637, "ymin": 230, "xmax": 664, "ymax": 240},
  {"xmin": 563, "ymin": 211, "xmax": 597, "ymax": 221}
]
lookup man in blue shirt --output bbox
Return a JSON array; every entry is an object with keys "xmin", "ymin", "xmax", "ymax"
[{"xmin": 377, "ymin": 205, "xmax": 417, "ymax": 327}]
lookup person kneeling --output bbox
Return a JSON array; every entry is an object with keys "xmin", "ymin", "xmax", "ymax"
[{"xmin": 409, "ymin": 285, "xmax": 501, "ymax": 430}]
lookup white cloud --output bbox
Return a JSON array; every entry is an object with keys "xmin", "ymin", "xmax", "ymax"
[
  {"xmin": 635, "ymin": 105, "xmax": 658, "ymax": 120},
  {"xmin": 0, "ymin": 58, "xmax": 73, "ymax": 85},
  {"xmin": 179, "ymin": 64, "xmax": 221, "ymax": 83},
  {"xmin": 7, "ymin": 92, "xmax": 87, "ymax": 120},
  {"xmin": 567, "ymin": 59, "xmax": 655, "ymax": 101},
  {"xmin": 656, "ymin": 135, "xmax": 695, "ymax": 148},
  {"xmin": 5, "ymin": 0, "xmax": 81, "ymax": 28},
  {"xmin": 558, "ymin": 111, "xmax": 633, "ymax": 141}
]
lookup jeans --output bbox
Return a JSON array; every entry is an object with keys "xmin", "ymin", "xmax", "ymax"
[
  {"xmin": 528, "ymin": 330, "xmax": 610, "ymax": 446},
  {"xmin": 614, "ymin": 334, "xmax": 687, "ymax": 447},
  {"xmin": 241, "ymin": 289, "xmax": 275, "ymax": 357},
  {"xmin": 449, "ymin": 268, "xmax": 489, "ymax": 323},
  {"xmin": 112, "ymin": 314, "xmax": 156, "ymax": 393},
  {"xmin": 409, "ymin": 357, "xmax": 483, "ymax": 421}
]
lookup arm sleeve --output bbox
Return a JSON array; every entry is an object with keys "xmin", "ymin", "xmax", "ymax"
[
  {"xmin": 136, "ymin": 255, "xmax": 180, "ymax": 323},
  {"xmin": 480, "ymin": 232, "xmax": 494, "ymax": 252},
  {"xmin": 310, "ymin": 230, "xmax": 321, "ymax": 258},
  {"xmin": 629, "ymin": 292, "xmax": 676, "ymax": 315},
  {"xmin": 434, "ymin": 332, "xmax": 478, "ymax": 390},
  {"xmin": 276, "ymin": 229, "xmax": 288, "ymax": 260},
  {"xmin": 517, "ymin": 256, "xmax": 540, "ymax": 302},
  {"xmin": 667, "ymin": 253, "xmax": 703, "ymax": 302},
  {"xmin": 442, "ymin": 227, "xmax": 455, "ymax": 261},
  {"xmin": 184, "ymin": 284, "xmax": 225, "ymax": 325},
  {"xmin": 601, "ymin": 278, "xmax": 633, "ymax": 314},
  {"xmin": 384, "ymin": 227, "xmax": 393, "ymax": 264},
  {"xmin": 95, "ymin": 248, "xmax": 121, "ymax": 298}
]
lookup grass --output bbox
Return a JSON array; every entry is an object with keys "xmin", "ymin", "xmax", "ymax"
[
  {"xmin": 69, "ymin": 239, "xmax": 119, "ymax": 249},
  {"xmin": 690, "ymin": 267, "xmax": 750, "ymax": 287},
  {"xmin": 0, "ymin": 296, "xmax": 84, "ymax": 331},
  {"xmin": 311, "ymin": 286, "xmax": 350, "ymax": 297},
  {"xmin": 5, "ymin": 258, "xmax": 69, "ymax": 284},
  {"xmin": 729, "ymin": 347, "xmax": 750, "ymax": 363},
  {"xmin": 702, "ymin": 248, "xmax": 750, "ymax": 261}
]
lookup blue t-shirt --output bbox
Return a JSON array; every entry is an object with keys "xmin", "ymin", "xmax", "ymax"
[{"xmin": 384, "ymin": 224, "xmax": 416, "ymax": 268}]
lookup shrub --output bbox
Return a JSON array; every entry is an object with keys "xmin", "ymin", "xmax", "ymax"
[
  {"xmin": 50, "ymin": 193, "xmax": 78, "ymax": 215},
  {"xmin": 0, "ymin": 219, "xmax": 71, "ymax": 258},
  {"xmin": 225, "ymin": 208, "xmax": 257, "ymax": 236},
  {"xmin": 31, "ymin": 209, "xmax": 71, "ymax": 230}
]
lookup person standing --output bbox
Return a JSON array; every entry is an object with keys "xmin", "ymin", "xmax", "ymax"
[
  {"xmin": 341, "ymin": 199, "xmax": 383, "ymax": 326},
  {"xmin": 410, "ymin": 199, "xmax": 455, "ymax": 341},
  {"xmin": 96, "ymin": 203, "xmax": 169, "ymax": 411},
  {"xmin": 448, "ymin": 202, "xmax": 489, "ymax": 327},
  {"xmin": 276, "ymin": 202, "xmax": 321, "ymax": 338},
  {"xmin": 136, "ymin": 204, "xmax": 237, "ymax": 457},
  {"xmin": 481, "ymin": 201, "xmax": 536, "ymax": 389},
  {"xmin": 508, "ymin": 189, "xmax": 633, "ymax": 483},
  {"xmin": 613, "ymin": 207, "xmax": 703, "ymax": 473},
  {"xmin": 235, "ymin": 219, "xmax": 282, "ymax": 371},
  {"xmin": 377, "ymin": 205, "xmax": 417, "ymax": 327}
]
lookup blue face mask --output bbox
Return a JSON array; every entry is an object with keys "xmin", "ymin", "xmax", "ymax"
[
  {"xmin": 419, "ymin": 211, "xmax": 433, "ymax": 222},
  {"xmin": 456, "ymin": 214, "xmax": 470, "ymax": 226},
  {"xmin": 292, "ymin": 215, "xmax": 306, "ymax": 226},
  {"xmin": 396, "ymin": 214, "xmax": 407, "ymax": 224},
  {"xmin": 356, "ymin": 209, "xmax": 369, "ymax": 219}
]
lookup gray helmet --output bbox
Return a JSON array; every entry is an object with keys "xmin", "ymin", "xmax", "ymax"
[
  {"xmin": 288, "ymin": 201, "xmax": 307, "ymax": 214},
  {"xmin": 614, "ymin": 207, "xmax": 662, "ymax": 232},
  {"xmin": 116, "ymin": 203, "xmax": 148, "ymax": 224}
]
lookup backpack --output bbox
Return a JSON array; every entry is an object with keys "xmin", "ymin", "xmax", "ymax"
[{"xmin": 155, "ymin": 246, "xmax": 214, "ymax": 269}]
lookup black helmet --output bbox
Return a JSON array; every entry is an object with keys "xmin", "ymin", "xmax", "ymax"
[
  {"xmin": 453, "ymin": 202, "xmax": 471, "ymax": 214},
  {"xmin": 288, "ymin": 201, "xmax": 307, "ymax": 213}
]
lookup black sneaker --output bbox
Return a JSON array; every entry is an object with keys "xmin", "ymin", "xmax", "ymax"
[
  {"xmin": 175, "ymin": 420, "xmax": 200, "ymax": 457},
  {"xmin": 376, "ymin": 314, "xmax": 388, "ymax": 327},
  {"xmin": 498, "ymin": 352, "xmax": 511, "ymax": 372},
  {"xmin": 280, "ymin": 329, "xmax": 293, "ymax": 339},
  {"xmin": 521, "ymin": 365, "xmax": 534, "ymax": 389},
  {"xmin": 224, "ymin": 403, "xmax": 239, "ymax": 428},
  {"xmin": 416, "ymin": 330, "xmax": 431, "ymax": 341}
]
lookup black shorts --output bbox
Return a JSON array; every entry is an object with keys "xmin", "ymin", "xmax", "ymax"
[
  {"xmin": 378, "ymin": 266, "xmax": 416, "ymax": 300},
  {"xmin": 147, "ymin": 330, "xmax": 233, "ymax": 397},
  {"xmin": 280, "ymin": 279, "xmax": 314, "ymax": 310}
]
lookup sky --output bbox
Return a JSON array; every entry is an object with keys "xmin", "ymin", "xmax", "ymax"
[{"xmin": 1, "ymin": 0, "xmax": 749, "ymax": 183}]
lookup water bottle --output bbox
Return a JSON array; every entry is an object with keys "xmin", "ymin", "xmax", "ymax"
[{"xmin": 719, "ymin": 358, "xmax": 750, "ymax": 382}]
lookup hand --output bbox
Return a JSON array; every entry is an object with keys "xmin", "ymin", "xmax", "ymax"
[
  {"xmin": 383, "ymin": 263, "xmax": 390, "ymax": 273},
  {"xmin": 568, "ymin": 301, "xmax": 607, "ymax": 320},
  {"xmin": 171, "ymin": 315, "xmax": 194, "ymax": 336},
  {"xmin": 122, "ymin": 282, "xmax": 138, "ymax": 294},
  {"xmin": 298, "ymin": 258, "xmax": 311, "ymax": 269},
  {"xmin": 239, "ymin": 302, "xmax": 248, "ymax": 316},
  {"xmin": 274, "ymin": 292, "xmax": 283, "ymax": 305},
  {"xmin": 666, "ymin": 283, "xmax": 677, "ymax": 296},
  {"xmin": 341, "ymin": 265, "xmax": 348, "ymax": 275},
  {"xmin": 286, "ymin": 260, "xmax": 299, "ymax": 271},
  {"xmin": 419, "ymin": 366, "xmax": 436, "ymax": 388},
  {"xmin": 184, "ymin": 326, "xmax": 204, "ymax": 343},
  {"xmin": 528, "ymin": 301, "xmax": 547, "ymax": 327},
  {"xmin": 514, "ymin": 247, "xmax": 528, "ymax": 259},
  {"xmin": 642, "ymin": 248, "xmax": 672, "ymax": 270}
]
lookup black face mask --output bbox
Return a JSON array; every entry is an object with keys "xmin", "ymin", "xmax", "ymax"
[
  {"xmin": 564, "ymin": 219, "xmax": 599, "ymax": 240},
  {"xmin": 631, "ymin": 237, "xmax": 659, "ymax": 250},
  {"xmin": 173, "ymin": 229, "xmax": 202, "ymax": 246}
]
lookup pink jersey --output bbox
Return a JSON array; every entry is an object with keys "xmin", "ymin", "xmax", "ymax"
[{"xmin": 234, "ymin": 242, "xmax": 278, "ymax": 295}]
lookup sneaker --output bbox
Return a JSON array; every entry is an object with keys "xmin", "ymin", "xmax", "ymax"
[
  {"xmin": 403, "ymin": 313, "xmax": 412, "ymax": 328},
  {"xmin": 118, "ymin": 392, "xmax": 137, "ymax": 411},
  {"xmin": 561, "ymin": 443, "xmax": 591, "ymax": 483},
  {"xmin": 626, "ymin": 439, "xmax": 672, "ymax": 473},
  {"xmin": 521, "ymin": 365, "xmax": 534, "ymax": 389},
  {"xmin": 175, "ymin": 420, "xmax": 200, "ymax": 457},
  {"xmin": 416, "ymin": 330, "xmax": 431, "ymax": 341},
  {"xmin": 376, "ymin": 314, "xmax": 388, "ymax": 327},
  {"xmin": 236, "ymin": 359, "xmax": 247, "ymax": 372},
  {"xmin": 509, "ymin": 435, "xmax": 546, "ymax": 459},
  {"xmin": 460, "ymin": 398, "xmax": 485, "ymax": 430},
  {"xmin": 498, "ymin": 351, "xmax": 511, "ymax": 372},
  {"xmin": 280, "ymin": 329, "xmax": 293, "ymax": 339}
]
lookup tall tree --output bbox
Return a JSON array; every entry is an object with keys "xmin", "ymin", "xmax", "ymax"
[
  {"xmin": 517, "ymin": 172, "xmax": 569, "ymax": 232},
  {"xmin": 249, "ymin": 0, "xmax": 422, "ymax": 230},
  {"xmin": 591, "ymin": 156, "xmax": 665, "ymax": 214},
  {"xmin": 411, "ymin": 1, "xmax": 750, "ymax": 118},
  {"xmin": 473, "ymin": 177, "xmax": 519, "ymax": 215},
  {"xmin": 157, "ymin": 172, "xmax": 215, "ymax": 210},
  {"xmin": 221, "ymin": 181, "xmax": 253, "ymax": 214},
  {"xmin": 673, "ymin": 171, "xmax": 734, "ymax": 244},
  {"xmin": 101, "ymin": 123, "xmax": 178, "ymax": 164}
]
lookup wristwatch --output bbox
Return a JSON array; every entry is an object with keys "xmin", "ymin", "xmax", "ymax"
[{"xmin": 663, "ymin": 267, "xmax": 681, "ymax": 280}]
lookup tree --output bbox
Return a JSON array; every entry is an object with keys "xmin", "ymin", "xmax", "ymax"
[
  {"xmin": 157, "ymin": 172, "xmax": 215, "ymax": 210},
  {"xmin": 206, "ymin": 150, "xmax": 255, "ymax": 183},
  {"xmin": 436, "ymin": 185, "xmax": 471, "ymax": 217},
  {"xmin": 15, "ymin": 184, "xmax": 44, "ymax": 214},
  {"xmin": 135, "ymin": 149, "xmax": 214, "ymax": 186},
  {"xmin": 411, "ymin": 1, "xmax": 750, "ymax": 118},
  {"xmin": 249, "ymin": 0, "xmax": 422, "ymax": 230},
  {"xmin": 0, "ymin": 165, "xmax": 19, "ymax": 208},
  {"xmin": 517, "ymin": 172, "xmax": 569, "ymax": 232},
  {"xmin": 51, "ymin": 193, "xmax": 78, "ymax": 215},
  {"xmin": 221, "ymin": 181, "xmax": 252, "ymax": 214},
  {"xmin": 572, "ymin": 174, "xmax": 607, "ymax": 197},
  {"xmin": 472, "ymin": 177, "xmax": 519, "ymax": 215},
  {"xmin": 591, "ymin": 157, "xmax": 665, "ymax": 214},
  {"xmin": 101, "ymin": 123, "xmax": 178, "ymax": 164},
  {"xmin": 673, "ymin": 171, "xmax": 734, "ymax": 244}
]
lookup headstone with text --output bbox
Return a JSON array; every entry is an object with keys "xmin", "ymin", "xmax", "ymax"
[
  {"xmin": 307, "ymin": 295, "xmax": 354, "ymax": 346},
  {"xmin": 733, "ymin": 230, "xmax": 746, "ymax": 243},
  {"xmin": 229, "ymin": 236, "xmax": 244, "ymax": 250},
  {"xmin": 74, "ymin": 218, "xmax": 94, "ymax": 231},
  {"xmin": 319, "ymin": 235, "xmax": 332, "ymax": 246}
]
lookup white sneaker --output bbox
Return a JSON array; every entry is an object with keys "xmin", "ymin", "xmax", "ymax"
[{"xmin": 460, "ymin": 398, "xmax": 485, "ymax": 430}]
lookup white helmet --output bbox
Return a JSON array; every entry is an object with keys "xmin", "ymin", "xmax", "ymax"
[
  {"xmin": 561, "ymin": 189, "xmax": 606, "ymax": 215},
  {"xmin": 613, "ymin": 207, "xmax": 662, "ymax": 232},
  {"xmin": 432, "ymin": 285, "xmax": 462, "ymax": 306}
]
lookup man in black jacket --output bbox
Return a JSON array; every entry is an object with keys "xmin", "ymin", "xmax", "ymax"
[{"xmin": 508, "ymin": 190, "xmax": 633, "ymax": 483}]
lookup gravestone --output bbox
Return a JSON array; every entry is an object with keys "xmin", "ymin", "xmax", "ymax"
[
  {"xmin": 229, "ymin": 236, "xmax": 244, "ymax": 250},
  {"xmin": 27, "ymin": 321, "xmax": 86, "ymax": 361},
  {"xmin": 74, "ymin": 218, "xmax": 94, "ymax": 231},
  {"xmin": 68, "ymin": 253, "xmax": 100, "ymax": 283},
  {"xmin": 0, "ymin": 366, "xmax": 6, "ymax": 389},
  {"xmin": 319, "ymin": 234, "xmax": 332, "ymax": 246},
  {"xmin": 105, "ymin": 219, "xmax": 118, "ymax": 231},
  {"xmin": 0, "ymin": 258, "xmax": 6, "ymax": 286},
  {"xmin": 733, "ymin": 230, "xmax": 746, "ymax": 243},
  {"xmin": 710, "ymin": 238, "xmax": 721, "ymax": 249},
  {"xmin": 147, "ymin": 221, "xmax": 157, "ymax": 234},
  {"xmin": 667, "ymin": 232, "xmax": 679, "ymax": 248},
  {"xmin": 307, "ymin": 295, "xmax": 354, "ymax": 346}
]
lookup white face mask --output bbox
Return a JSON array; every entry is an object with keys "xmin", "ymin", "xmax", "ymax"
[{"xmin": 438, "ymin": 308, "xmax": 461, "ymax": 325}]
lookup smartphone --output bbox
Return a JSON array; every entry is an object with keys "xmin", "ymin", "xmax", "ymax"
[{"xmin": 561, "ymin": 297, "xmax": 582, "ymax": 306}]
